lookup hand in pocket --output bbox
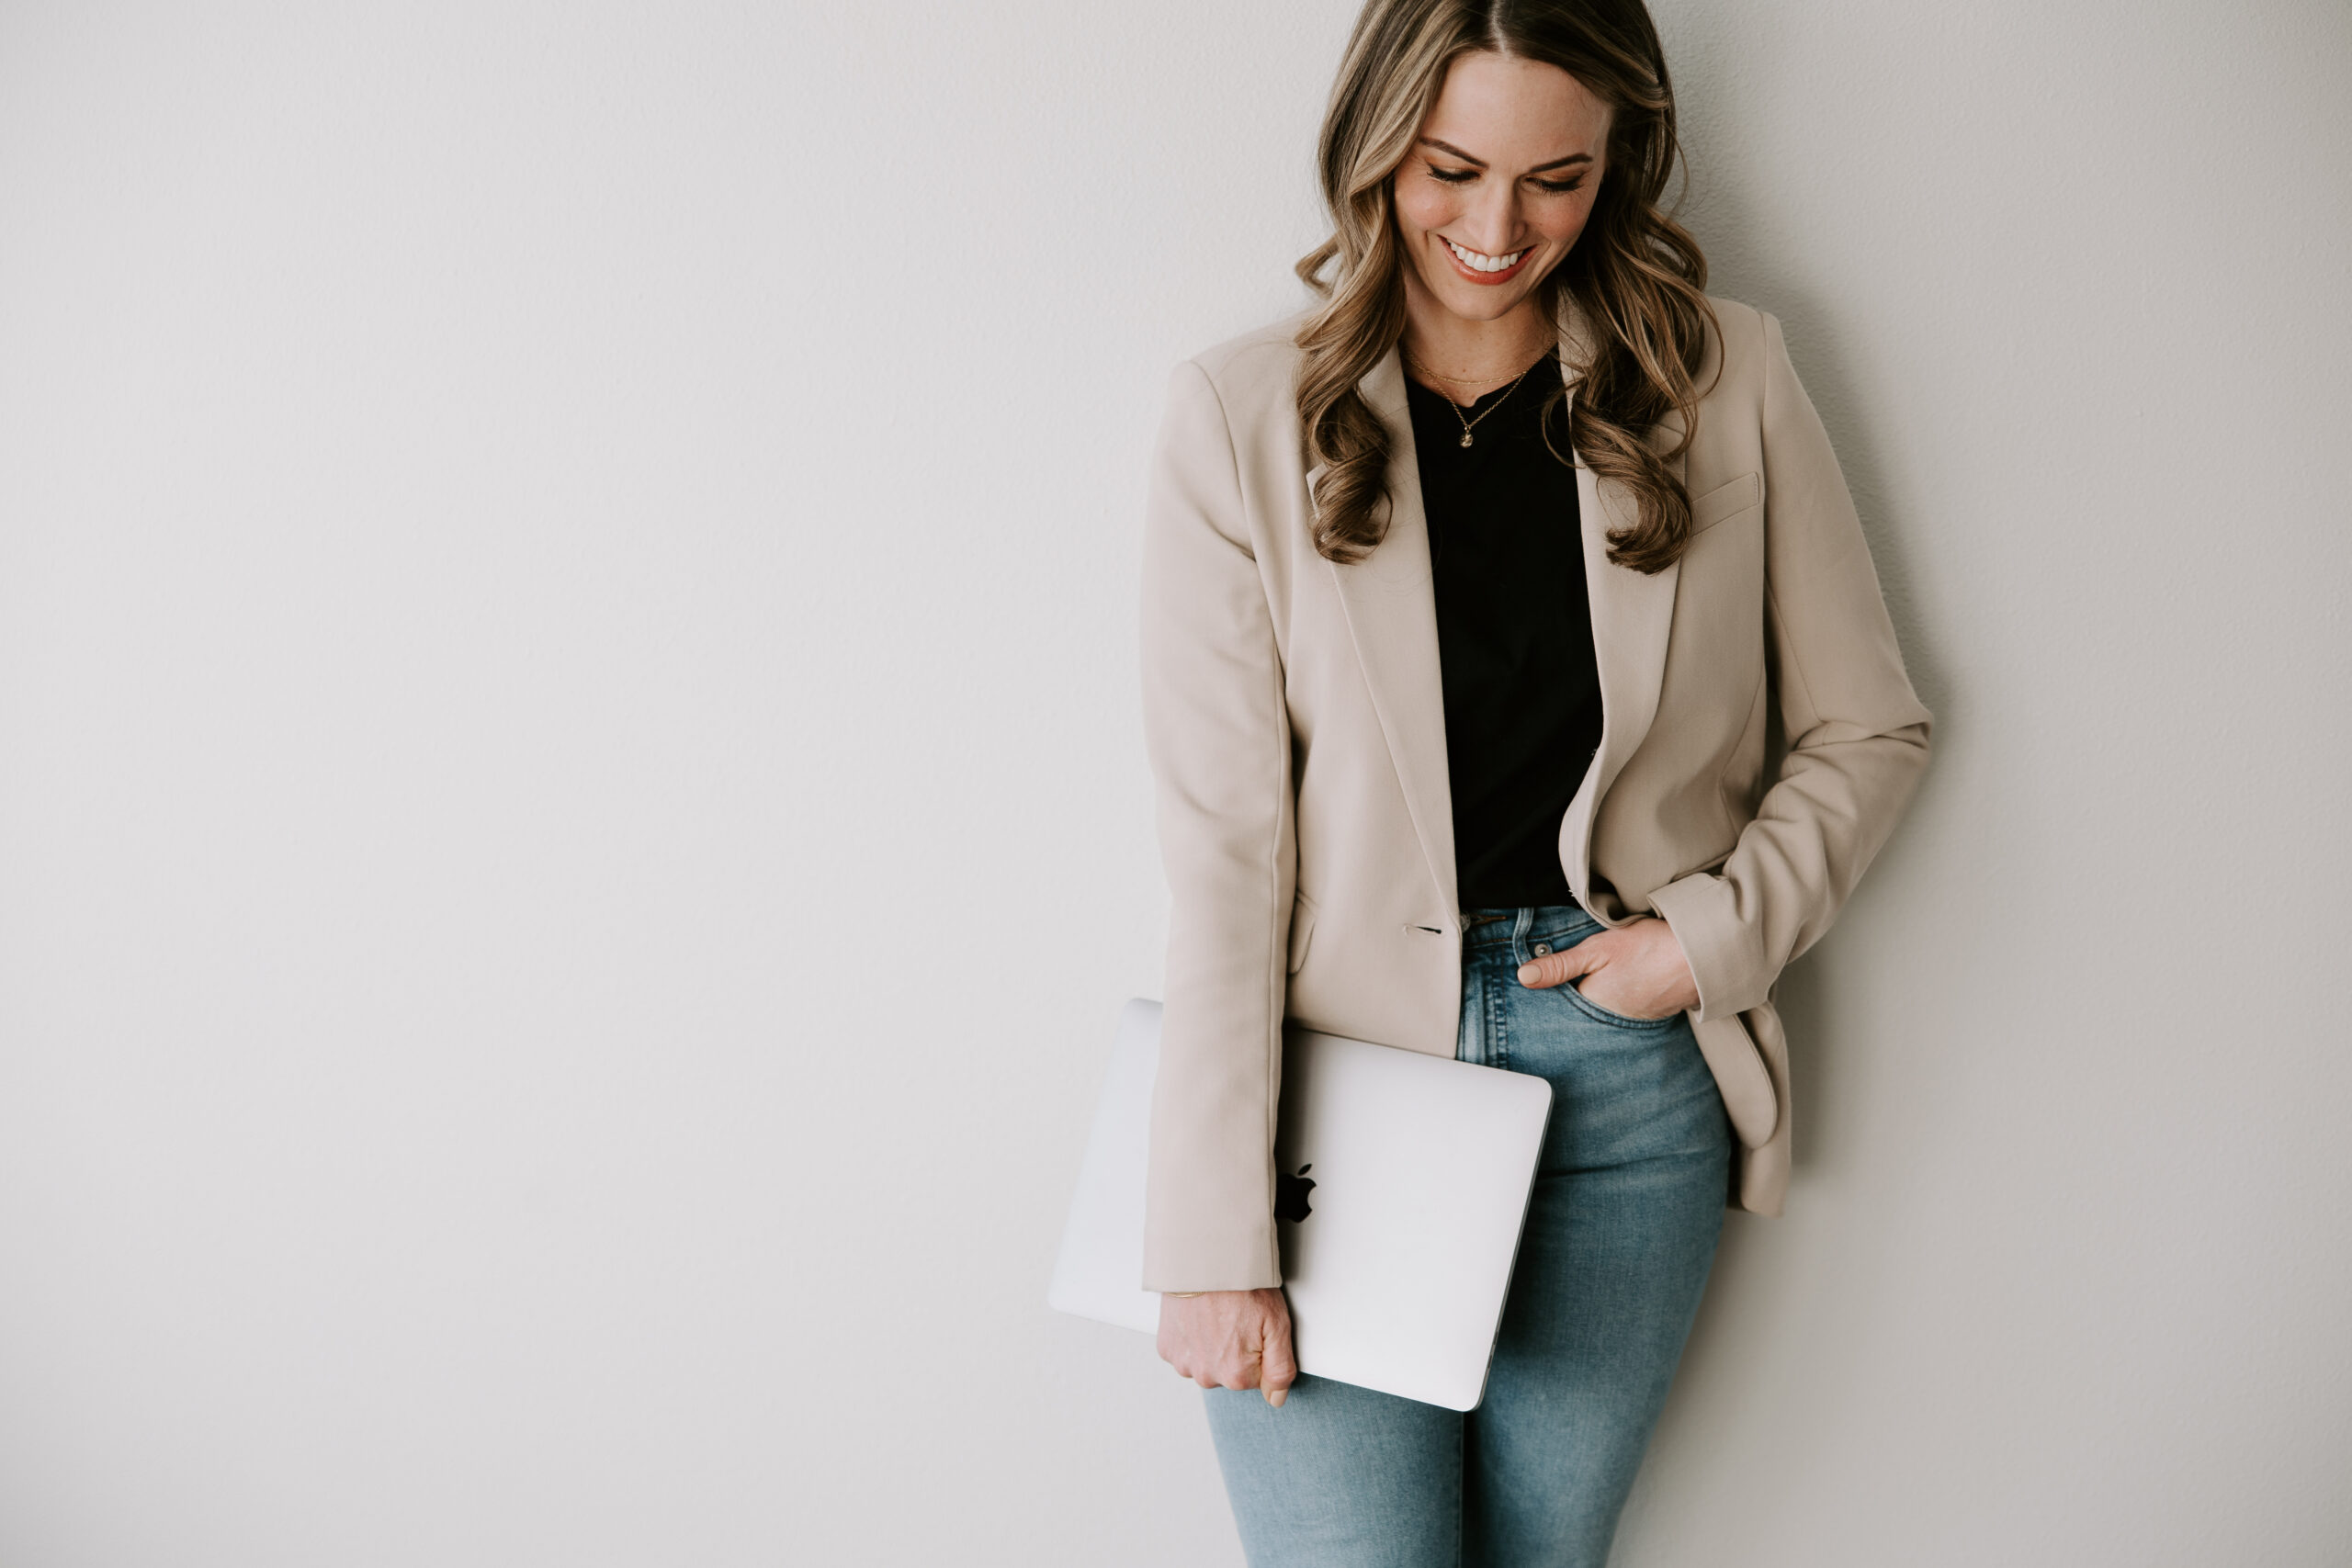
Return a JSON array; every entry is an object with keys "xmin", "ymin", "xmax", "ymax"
[{"xmin": 1515, "ymin": 917, "xmax": 1700, "ymax": 1020}]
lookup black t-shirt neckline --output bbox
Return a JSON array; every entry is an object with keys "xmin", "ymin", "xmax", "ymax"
[{"xmin": 1403, "ymin": 351, "xmax": 1600, "ymax": 911}]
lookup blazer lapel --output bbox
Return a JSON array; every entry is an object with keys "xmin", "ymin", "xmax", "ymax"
[
  {"xmin": 1323, "ymin": 345, "xmax": 1460, "ymax": 919},
  {"xmin": 1560, "ymin": 370, "xmax": 1685, "ymax": 915}
]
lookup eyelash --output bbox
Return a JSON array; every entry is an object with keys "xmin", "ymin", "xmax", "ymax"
[{"xmin": 1426, "ymin": 164, "xmax": 1584, "ymax": 194}]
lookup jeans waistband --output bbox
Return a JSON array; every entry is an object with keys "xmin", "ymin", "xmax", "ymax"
[{"xmin": 1460, "ymin": 904, "xmax": 1602, "ymax": 952}]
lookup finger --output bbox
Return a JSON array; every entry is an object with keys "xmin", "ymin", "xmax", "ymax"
[
  {"xmin": 1516, "ymin": 942, "xmax": 1602, "ymax": 989},
  {"xmin": 1261, "ymin": 1315, "xmax": 1297, "ymax": 1409}
]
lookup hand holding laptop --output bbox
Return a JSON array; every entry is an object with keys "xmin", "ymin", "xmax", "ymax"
[
  {"xmin": 1051, "ymin": 1000, "xmax": 1553, "ymax": 1411},
  {"xmin": 1158, "ymin": 1289, "xmax": 1296, "ymax": 1407}
]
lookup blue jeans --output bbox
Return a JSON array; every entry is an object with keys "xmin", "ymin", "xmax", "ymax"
[{"xmin": 1204, "ymin": 905, "xmax": 1735, "ymax": 1567}]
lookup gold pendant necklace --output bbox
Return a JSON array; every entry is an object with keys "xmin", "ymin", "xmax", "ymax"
[{"xmin": 1406, "ymin": 351, "xmax": 1540, "ymax": 448}]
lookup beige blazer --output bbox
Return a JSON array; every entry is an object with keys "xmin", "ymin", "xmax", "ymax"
[{"xmin": 1138, "ymin": 297, "xmax": 1931, "ymax": 1292}]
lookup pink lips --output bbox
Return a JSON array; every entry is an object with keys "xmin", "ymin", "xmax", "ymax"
[{"xmin": 1440, "ymin": 237, "xmax": 1534, "ymax": 287}]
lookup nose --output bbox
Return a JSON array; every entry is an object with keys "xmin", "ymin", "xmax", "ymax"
[{"xmin": 1456, "ymin": 179, "xmax": 1528, "ymax": 257}]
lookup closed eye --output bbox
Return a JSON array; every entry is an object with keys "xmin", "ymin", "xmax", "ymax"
[{"xmin": 1424, "ymin": 163, "xmax": 1585, "ymax": 195}]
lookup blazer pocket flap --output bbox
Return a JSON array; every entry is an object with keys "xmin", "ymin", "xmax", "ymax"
[
  {"xmin": 1689, "ymin": 470, "xmax": 1763, "ymax": 536},
  {"xmin": 1690, "ymin": 1012, "xmax": 1779, "ymax": 1147}
]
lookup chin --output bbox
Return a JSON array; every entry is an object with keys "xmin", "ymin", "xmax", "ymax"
[
  {"xmin": 1428, "ymin": 277, "xmax": 1538, "ymax": 322},
  {"xmin": 1443, "ymin": 288, "xmax": 1532, "ymax": 321}
]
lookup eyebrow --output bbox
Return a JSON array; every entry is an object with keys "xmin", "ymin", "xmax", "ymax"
[{"xmin": 1417, "ymin": 137, "xmax": 1594, "ymax": 174}]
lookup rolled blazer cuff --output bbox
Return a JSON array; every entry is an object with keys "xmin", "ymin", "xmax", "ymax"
[
  {"xmin": 1649, "ymin": 869, "xmax": 1773, "ymax": 1023},
  {"xmin": 1139, "ymin": 1224, "xmax": 1282, "ymax": 1296}
]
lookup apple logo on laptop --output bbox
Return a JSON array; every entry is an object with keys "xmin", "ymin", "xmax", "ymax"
[{"xmin": 1274, "ymin": 1164, "xmax": 1316, "ymax": 1224}]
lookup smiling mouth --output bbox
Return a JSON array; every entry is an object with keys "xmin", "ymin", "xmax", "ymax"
[{"xmin": 1441, "ymin": 236, "xmax": 1533, "ymax": 284}]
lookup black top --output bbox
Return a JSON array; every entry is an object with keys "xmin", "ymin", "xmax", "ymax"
[{"xmin": 1404, "ymin": 352, "xmax": 1602, "ymax": 911}]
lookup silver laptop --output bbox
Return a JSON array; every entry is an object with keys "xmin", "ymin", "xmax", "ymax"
[{"xmin": 1049, "ymin": 998, "xmax": 1553, "ymax": 1411}]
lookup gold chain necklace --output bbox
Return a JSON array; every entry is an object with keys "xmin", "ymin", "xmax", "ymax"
[
  {"xmin": 1404, "ymin": 350, "xmax": 1542, "ymax": 448},
  {"xmin": 1409, "ymin": 361, "xmax": 1500, "ymax": 389}
]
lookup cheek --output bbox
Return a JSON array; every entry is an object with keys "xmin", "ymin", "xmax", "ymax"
[
  {"xmin": 1543, "ymin": 200, "xmax": 1599, "ymax": 253},
  {"xmin": 1539, "ymin": 192, "xmax": 1600, "ymax": 250},
  {"xmin": 1392, "ymin": 179, "xmax": 1457, "ymax": 239}
]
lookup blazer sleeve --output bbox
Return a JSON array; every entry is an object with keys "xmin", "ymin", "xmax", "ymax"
[
  {"xmin": 1647, "ymin": 312, "xmax": 1934, "ymax": 1022},
  {"xmin": 1136, "ymin": 359, "xmax": 1294, "ymax": 1292}
]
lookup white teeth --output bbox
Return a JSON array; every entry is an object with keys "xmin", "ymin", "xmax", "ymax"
[{"xmin": 1444, "ymin": 238, "xmax": 1527, "ymax": 273}]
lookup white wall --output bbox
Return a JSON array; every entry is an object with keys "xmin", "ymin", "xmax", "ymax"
[{"xmin": 1, "ymin": 2, "xmax": 2345, "ymax": 1562}]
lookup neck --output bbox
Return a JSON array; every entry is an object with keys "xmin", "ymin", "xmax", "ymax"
[{"xmin": 1397, "ymin": 287, "xmax": 1557, "ymax": 401}]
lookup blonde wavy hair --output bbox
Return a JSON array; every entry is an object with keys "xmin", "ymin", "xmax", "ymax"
[{"xmin": 1295, "ymin": 0, "xmax": 1715, "ymax": 572}]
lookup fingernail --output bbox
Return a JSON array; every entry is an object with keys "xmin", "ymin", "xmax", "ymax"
[
  {"xmin": 1517, "ymin": 964, "xmax": 1538, "ymax": 984},
  {"xmin": 1267, "ymin": 1389, "xmax": 1287, "ymax": 1408}
]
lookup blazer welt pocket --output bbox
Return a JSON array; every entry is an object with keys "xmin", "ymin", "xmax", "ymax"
[
  {"xmin": 1688, "ymin": 470, "xmax": 1763, "ymax": 536},
  {"xmin": 1286, "ymin": 894, "xmax": 1317, "ymax": 975}
]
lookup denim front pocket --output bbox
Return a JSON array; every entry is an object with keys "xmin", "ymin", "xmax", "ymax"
[{"xmin": 1555, "ymin": 976, "xmax": 1683, "ymax": 1031}]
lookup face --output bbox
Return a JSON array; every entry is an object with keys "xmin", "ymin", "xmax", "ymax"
[{"xmin": 1392, "ymin": 51, "xmax": 1612, "ymax": 324}]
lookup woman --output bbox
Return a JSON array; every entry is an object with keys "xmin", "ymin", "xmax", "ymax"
[{"xmin": 1137, "ymin": 0, "xmax": 1930, "ymax": 1562}]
